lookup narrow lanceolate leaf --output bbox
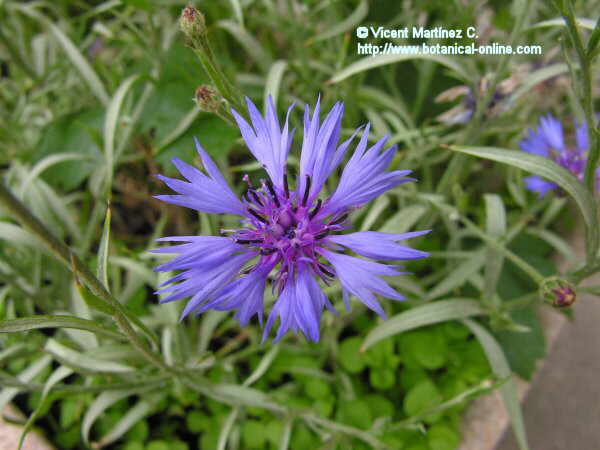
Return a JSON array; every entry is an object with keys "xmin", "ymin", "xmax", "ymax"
[
  {"xmin": 507, "ymin": 64, "xmax": 568, "ymax": 106},
  {"xmin": 362, "ymin": 298, "xmax": 486, "ymax": 351},
  {"xmin": 96, "ymin": 394, "xmax": 163, "ymax": 447},
  {"xmin": 427, "ymin": 251, "xmax": 486, "ymax": 300},
  {"xmin": 0, "ymin": 355, "xmax": 52, "ymax": 411},
  {"xmin": 307, "ymin": 0, "xmax": 368, "ymax": 44},
  {"xmin": 19, "ymin": 153, "xmax": 91, "ymax": 197},
  {"xmin": 484, "ymin": 194, "xmax": 506, "ymax": 304},
  {"xmin": 82, "ymin": 390, "xmax": 137, "ymax": 445},
  {"xmin": 528, "ymin": 17, "xmax": 597, "ymax": 31},
  {"xmin": 44, "ymin": 339, "xmax": 134, "ymax": 374},
  {"xmin": 97, "ymin": 204, "xmax": 111, "ymax": 290},
  {"xmin": 463, "ymin": 319, "xmax": 529, "ymax": 450},
  {"xmin": 0, "ymin": 315, "xmax": 125, "ymax": 341},
  {"xmin": 18, "ymin": 366, "xmax": 73, "ymax": 450},
  {"xmin": 264, "ymin": 60, "xmax": 288, "ymax": 109},
  {"xmin": 16, "ymin": 5, "xmax": 109, "ymax": 104},
  {"xmin": 450, "ymin": 146, "xmax": 599, "ymax": 255},
  {"xmin": 104, "ymin": 74, "xmax": 140, "ymax": 191},
  {"xmin": 328, "ymin": 54, "xmax": 472, "ymax": 84},
  {"xmin": 378, "ymin": 204, "xmax": 427, "ymax": 234},
  {"xmin": 217, "ymin": 20, "xmax": 273, "ymax": 71}
]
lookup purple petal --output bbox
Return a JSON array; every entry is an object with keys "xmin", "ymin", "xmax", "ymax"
[
  {"xmin": 328, "ymin": 230, "xmax": 430, "ymax": 261},
  {"xmin": 524, "ymin": 175, "xmax": 556, "ymax": 198},
  {"xmin": 539, "ymin": 114, "xmax": 565, "ymax": 150},
  {"xmin": 154, "ymin": 143, "xmax": 247, "ymax": 216},
  {"xmin": 319, "ymin": 249, "xmax": 406, "ymax": 318},
  {"xmin": 575, "ymin": 120, "xmax": 589, "ymax": 151},
  {"xmin": 231, "ymin": 97, "xmax": 294, "ymax": 190},
  {"xmin": 322, "ymin": 124, "xmax": 414, "ymax": 215},
  {"xmin": 519, "ymin": 128, "xmax": 549, "ymax": 157}
]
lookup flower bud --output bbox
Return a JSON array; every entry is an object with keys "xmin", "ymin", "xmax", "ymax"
[
  {"xmin": 180, "ymin": 5, "xmax": 206, "ymax": 40},
  {"xmin": 552, "ymin": 286, "xmax": 576, "ymax": 308},
  {"xmin": 194, "ymin": 85, "xmax": 221, "ymax": 113},
  {"xmin": 540, "ymin": 276, "xmax": 576, "ymax": 308}
]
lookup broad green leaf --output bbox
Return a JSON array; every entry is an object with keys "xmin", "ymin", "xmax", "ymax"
[
  {"xmin": 450, "ymin": 145, "xmax": 599, "ymax": 257},
  {"xmin": 484, "ymin": 194, "xmax": 506, "ymax": 304},
  {"xmin": 427, "ymin": 251, "xmax": 486, "ymax": 300},
  {"xmin": 0, "ymin": 315, "xmax": 125, "ymax": 341},
  {"xmin": 264, "ymin": 60, "xmax": 288, "ymax": 109},
  {"xmin": 463, "ymin": 319, "xmax": 529, "ymax": 450},
  {"xmin": 362, "ymin": 298, "xmax": 486, "ymax": 351},
  {"xmin": 19, "ymin": 365, "xmax": 73, "ymax": 450},
  {"xmin": 329, "ymin": 54, "xmax": 472, "ymax": 85},
  {"xmin": 494, "ymin": 307, "xmax": 546, "ymax": 380},
  {"xmin": 44, "ymin": 339, "xmax": 135, "ymax": 373},
  {"xmin": 307, "ymin": 0, "xmax": 368, "ymax": 44},
  {"xmin": 156, "ymin": 105, "xmax": 201, "ymax": 152},
  {"xmin": 97, "ymin": 205, "xmax": 111, "ymax": 290}
]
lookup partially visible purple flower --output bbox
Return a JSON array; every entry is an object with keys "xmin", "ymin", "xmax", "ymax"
[
  {"xmin": 153, "ymin": 97, "xmax": 429, "ymax": 342},
  {"xmin": 519, "ymin": 114, "xmax": 598, "ymax": 197}
]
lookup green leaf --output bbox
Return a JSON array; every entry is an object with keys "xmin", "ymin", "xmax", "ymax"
[
  {"xmin": 484, "ymin": 194, "xmax": 506, "ymax": 304},
  {"xmin": 427, "ymin": 251, "xmax": 486, "ymax": 300},
  {"xmin": 307, "ymin": 0, "xmax": 368, "ymax": 44},
  {"xmin": 463, "ymin": 319, "xmax": 529, "ymax": 450},
  {"xmin": 96, "ymin": 394, "xmax": 163, "ymax": 448},
  {"xmin": 494, "ymin": 307, "xmax": 546, "ymax": 380},
  {"xmin": 82, "ymin": 390, "xmax": 137, "ymax": 445},
  {"xmin": 378, "ymin": 204, "xmax": 427, "ymax": 234},
  {"xmin": 17, "ymin": 5, "xmax": 109, "ymax": 104},
  {"xmin": 428, "ymin": 424, "xmax": 460, "ymax": 450},
  {"xmin": 450, "ymin": 145, "xmax": 599, "ymax": 258},
  {"xmin": 362, "ymin": 298, "xmax": 486, "ymax": 351},
  {"xmin": 33, "ymin": 108, "xmax": 104, "ymax": 190},
  {"xmin": 19, "ymin": 365, "xmax": 73, "ymax": 450},
  {"xmin": 19, "ymin": 153, "xmax": 92, "ymax": 197},
  {"xmin": 44, "ymin": 339, "xmax": 135, "ymax": 374},
  {"xmin": 0, "ymin": 355, "xmax": 52, "ymax": 411},
  {"xmin": 103, "ymin": 74, "xmax": 141, "ymax": 191},
  {"xmin": 217, "ymin": 20, "xmax": 273, "ymax": 72},
  {"xmin": 0, "ymin": 315, "xmax": 125, "ymax": 341},
  {"xmin": 264, "ymin": 60, "xmax": 288, "ymax": 109},
  {"xmin": 403, "ymin": 379, "xmax": 442, "ymax": 417},
  {"xmin": 528, "ymin": 17, "xmax": 597, "ymax": 31},
  {"xmin": 507, "ymin": 64, "xmax": 569, "ymax": 106},
  {"xmin": 329, "ymin": 54, "xmax": 472, "ymax": 85},
  {"xmin": 339, "ymin": 337, "xmax": 367, "ymax": 373},
  {"xmin": 97, "ymin": 205, "xmax": 111, "ymax": 290}
]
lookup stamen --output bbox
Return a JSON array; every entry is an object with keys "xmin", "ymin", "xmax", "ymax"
[
  {"xmin": 243, "ymin": 174, "xmax": 254, "ymax": 188},
  {"xmin": 283, "ymin": 172, "xmax": 290, "ymax": 199},
  {"xmin": 236, "ymin": 239, "xmax": 263, "ymax": 244},
  {"xmin": 319, "ymin": 263, "xmax": 335, "ymax": 278},
  {"xmin": 264, "ymin": 178, "xmax": 280, "ymax": 208},
  {"xmin": 302, "ymin": 175, "xmax": 311, "ymax": 206},
  {"xmin": 261, "ymin": 248, "xmax": 276, "ymax": 256},
  {"xmin": 314, "ymin": 228, "xmax": 330, "ymax": 240},
  {"xmin": 309, "ymin": 199, "xmax": 322, "ymax": 219},
  {"xmin": 247, "ymin": 208, "xmax": 268, "ymax": 224},
  {"xmin": 250, "ymin": 190, "xmax": 263, "ymax": 206},
  {"xmin": 330, "ymin": 212, "xmax": 349, "ymax": 226}
]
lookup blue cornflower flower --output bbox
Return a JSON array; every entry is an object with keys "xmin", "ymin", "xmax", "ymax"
[
  {"xmin": 153, "ymin": 97, "xmax": 429, "ymax": 342},
  {"xmin": 519, "ymin": 114, "xmax": 597, "ymax": 197}
]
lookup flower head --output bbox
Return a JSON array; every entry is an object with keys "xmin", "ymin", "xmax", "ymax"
[
  {"xmin": 153, "ymin": 97, "xmax": 429, "ymax": 342},
  {"xmin": 519, "ymin": 114, "xmax": 598, "ymax": 197}
]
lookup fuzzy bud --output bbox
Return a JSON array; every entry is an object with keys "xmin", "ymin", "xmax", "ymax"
[
  {"xmin": 179, "ymin": 5, "xmax": 206, "ymax": 40},
  {"xmin": 194, "ymin": 85, "xmax": 221, "ymax": 113},
  {"xmin": 540, "ymin": 276, "xmax": 576, "ymax": 308}
]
